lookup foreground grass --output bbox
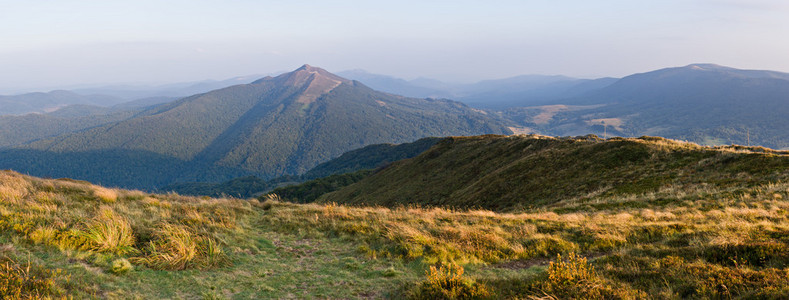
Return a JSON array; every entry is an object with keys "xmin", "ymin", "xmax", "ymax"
[
  {"xmin": 262, "ymin": 180, "xmax": 789, "ymax": 298},
  {"xmin": 3, "ymin": 169, "xmax": 789, "ymax": 298},
  {"xmin": 0, "ymin": 170, "xmax": 430, "ymax": 298}
]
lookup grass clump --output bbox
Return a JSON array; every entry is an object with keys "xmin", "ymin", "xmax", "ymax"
[
  {"xmin": 81, "ymin": 207, "xmax": 137, "ymax": 255},
  {"xmin": 532, "ymin": 253, "xmax": 618, "ymax": 299},
  {"xmin": 110, "ymin": 258, "xmax": 133, "ymax": 275},
  {"xmin": 408, "ymin": 263, "xmax": 491, "ymax": 300},
  {"xmin": 135, "ymin": 223, "xmax": 227, "ymax": 270}
]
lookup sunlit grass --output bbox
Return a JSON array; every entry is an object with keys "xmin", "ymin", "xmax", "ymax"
[{"xmin": 261, "ymin": 179, "xmax": 789, "ymax": 298}]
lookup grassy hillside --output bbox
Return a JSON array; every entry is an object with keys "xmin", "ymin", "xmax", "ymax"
[
  {"xmin": 304, "ymin": 137, "xmax": 442, "ymax": 179},
  {"xmin": 320, "ymin": 134, "xmax": 789, "ymax": 210},
  {"xmin": 0, "ymin": 170, "xmax": 426, "ymax": 298},
  {"xmin": 4, "ymin": 156, "xmax": 789, "ymax": 298}
]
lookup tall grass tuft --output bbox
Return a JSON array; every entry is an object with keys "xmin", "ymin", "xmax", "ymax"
[
  {"xmin": 81, "ymin": 207, "xmax": 137, "ymax": 255},
  {"xmin": 136, "ymin": 224, "xmax": 227, "ymax": 270}
]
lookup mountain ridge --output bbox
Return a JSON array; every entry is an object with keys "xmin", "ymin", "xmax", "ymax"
[
  {"xmin": 504, "ymin": 63, "xmax": 789, "ymax": 149},
  {"xmin": 318, "ymin": 134, "xmax": 789, "ymax": 210}
]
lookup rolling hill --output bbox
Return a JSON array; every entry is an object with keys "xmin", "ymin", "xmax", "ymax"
[
  {"xmin": 318, "ymin": 134, "xmax": 789, "ymax": 210},
  {"xmin": 0, "ymin": 65, "xmax": 512, "ymax": 189}
]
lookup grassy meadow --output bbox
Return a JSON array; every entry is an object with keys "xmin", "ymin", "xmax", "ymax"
[{"xmin": 2, "ymin": 136, "xmax": 789, "ymax": 298}]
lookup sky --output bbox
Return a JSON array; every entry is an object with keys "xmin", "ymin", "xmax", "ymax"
[{"xmin": 1, "ymin": 0, "xmax": 789, "ymax": 93}]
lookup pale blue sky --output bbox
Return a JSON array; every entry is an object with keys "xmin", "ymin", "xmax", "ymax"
[{"xmin": 1, "ymin": 0, "xmax": 788, "ymax": 92}]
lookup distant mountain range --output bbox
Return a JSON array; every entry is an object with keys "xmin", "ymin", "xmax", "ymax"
[
  {"xmin": 336, "ymin": 70, "xmax": 618, "ymax": 109},
  {"xmin": 0, "ymin": 65, "xmax": 512, "ymax": 189},
  {"xmin": 507, "ymin": 64, "xmax": 789, "ymax": 149},
  {"xmin": 0, "ymin": 90, "xmax": 125, "ymax": 116},
  {"xmin": 341, "ymin": 64, "xmax": 789, "ymax": 149},
  {"xmin": 0, "ymin": 75, "xmax": 262, "ymax": 116},
  {"xmin": 69, "ymin": 75, "xmax": 264, "ymax": 100}
]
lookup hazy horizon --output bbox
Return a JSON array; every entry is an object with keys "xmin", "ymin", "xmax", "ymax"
[{"xmin": 2, "ymin": 0, "xmax": 789, "ymax": 94}]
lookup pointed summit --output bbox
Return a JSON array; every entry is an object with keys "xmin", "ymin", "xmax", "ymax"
[
  {"xmin": 254, "ymin": 65, "xmax": 351, "ymax": 104},
  {"xmin": 295, "ymin": 64, "xmax": 318, "ymax": 71},
  {"xmin": 252, "ymin": 65, "xmax": 352, "ymax": 104},
  {"xmin": 255, "ymin": 65, "xmax": 349, "ymax": 85}
]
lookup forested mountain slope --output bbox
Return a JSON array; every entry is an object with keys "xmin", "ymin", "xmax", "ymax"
[{"xmin": 0, "ymin": 65, "xmax": 512, "ymax": 189}]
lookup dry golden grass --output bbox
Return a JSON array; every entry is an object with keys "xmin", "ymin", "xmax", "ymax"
[
  {"xmin": 92, "ymin": 187, "xmax": 118, "ymax": 203},
  {"xmin": 0, "ymin": 171, "xmax": 250, "ymax": 276},
  {"xmin": 81, "ymin": 206, "xmax": 136, "ymax": 255},
  {"xmin": 134, "ymin": 223, "xmax": 227, "ymax": 270}
]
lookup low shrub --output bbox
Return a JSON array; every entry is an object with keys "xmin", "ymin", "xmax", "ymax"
[
  {"xmin": 0, "ymin": 257, "xmax": 58, "ymax": 299},
  {"xmin": 408, "ymin": 263, "xmax": 491, "ymax": 300},
  {"xmin": 110, "ymin": 258, "xmax": 133, "ymax": 275},
  {"xmin": 530, "ymin": 253, "xmax": 619, "ymax": 299}
]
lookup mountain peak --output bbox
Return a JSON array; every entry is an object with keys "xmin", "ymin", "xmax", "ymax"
[
  {"xmin": 683, "ymin": 63, "xmax": 731, "ymax": 71},
  {"xmin": 251, "ymin": 65, "xmax": 352, "ymax": 104},
  {"xmin": 296, "ymin": 64, "xmax": 319, "ymax": 72}
]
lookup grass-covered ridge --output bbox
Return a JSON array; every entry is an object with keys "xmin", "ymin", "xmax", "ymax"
[{"xmin": 320, "ymin": 134, "xmax": 789, "ymax": 210}]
